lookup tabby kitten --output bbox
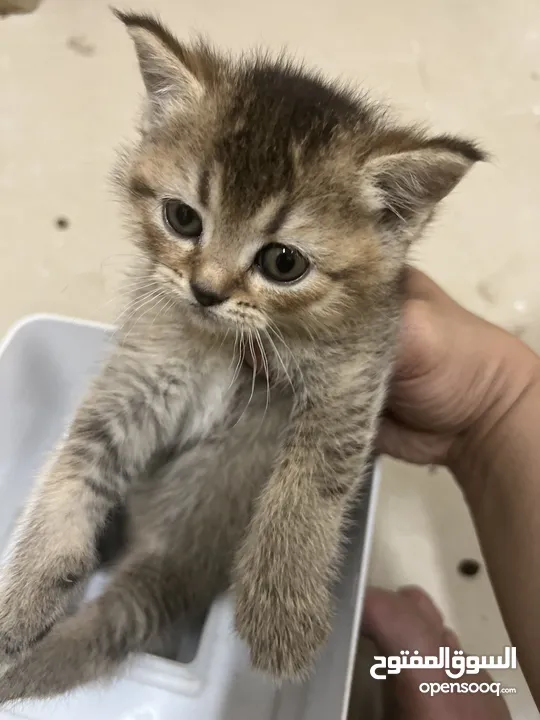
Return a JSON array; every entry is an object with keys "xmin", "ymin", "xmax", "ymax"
[{"xmin": 0, "ymin": 10, "xmax": 483, "ymax": 701}]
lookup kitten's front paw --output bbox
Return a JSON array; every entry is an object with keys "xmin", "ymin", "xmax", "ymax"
[
  {"xmin": 0, "ymin": 596, "xmax": 60, "ymax": 665},
  {"xmin": 0, "ymin": 555, "xmax": 88, "ymax": 662},
  {"xmin": 234, "ymin": 573, "xmax": 332, "ymax": 680}
]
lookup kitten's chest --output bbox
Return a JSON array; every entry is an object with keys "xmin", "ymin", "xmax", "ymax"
[
  {"xmin": 184, "ymin": 366, "xmax": 235, "ymax": 440},
  {"xmin": 180, "ymin": 358, "xmax": 290, "ymax": 448}
]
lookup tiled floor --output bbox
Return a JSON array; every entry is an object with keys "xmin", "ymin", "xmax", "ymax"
[{"xmin": 1, "ymin": 0, "xmax": 539, "ymax": 717}]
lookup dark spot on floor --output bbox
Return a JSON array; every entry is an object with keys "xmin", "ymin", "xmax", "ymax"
[
  {"xmin": 458, "ymin": 558, "xmax": 481, "ymax": 577},
  {"xmin": 67, "ymin": 35, "xmax": 96, "ymax": 57},
  {"xmin": 55, "ymin": 216, "xmax": 70, "ymax": 230}
]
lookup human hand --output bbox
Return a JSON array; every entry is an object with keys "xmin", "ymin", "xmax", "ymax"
[
  {"xmin": 377, "ymin": 269, "xmax": 540, "ymax": 476},
  {"xmin": 358, "ymin": 586, "xmax": 511, "ymax": 720}
]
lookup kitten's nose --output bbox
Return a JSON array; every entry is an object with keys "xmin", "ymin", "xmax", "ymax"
[{"xmin": 190, "ymin": 282, "xmax": 228, "ymax": 307}]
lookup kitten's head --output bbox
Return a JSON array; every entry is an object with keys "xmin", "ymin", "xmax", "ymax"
[{"xmin": 115, "ymin": 11, "xmax": 484, "ymax": 340}]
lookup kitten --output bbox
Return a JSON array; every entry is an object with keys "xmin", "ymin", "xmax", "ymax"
[{"xmin": 0, "ymin": 10, "xmax": 483, "ymax": 701}]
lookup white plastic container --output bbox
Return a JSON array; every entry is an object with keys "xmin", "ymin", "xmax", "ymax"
[{"xmin": 0, "ymin": 315, "xmax": 380, "ymax": 720}]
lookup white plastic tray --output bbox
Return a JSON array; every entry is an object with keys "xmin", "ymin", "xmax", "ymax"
[{"xmin": 0, "ymin": 314, "xmax": 380, "ymax": 720}]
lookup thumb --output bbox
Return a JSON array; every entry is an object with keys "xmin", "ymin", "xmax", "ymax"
[{"xmin": 376, "ymin": 416, "xmax": 453, "ymax": 466}]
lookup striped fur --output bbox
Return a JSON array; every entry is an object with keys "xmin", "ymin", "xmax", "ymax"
[{"xmin": 0, "ymin": 11, "xmax": 482, "ymax": 700}]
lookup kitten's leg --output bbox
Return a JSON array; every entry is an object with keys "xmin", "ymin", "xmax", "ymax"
[
  {"xmin": 0, "ymin": 550, "xmax": 211, "ymax": 702},
  {"xmin": 0, "ymin": 431, "xmax": 258, "ymax": 703},
  {"xmin": 0, "ymin": 342, "xmax": 187, "ymax": 662},
  {"xmin": 234, "ymin": 337, "xmax": 397, "ymax": 680}
]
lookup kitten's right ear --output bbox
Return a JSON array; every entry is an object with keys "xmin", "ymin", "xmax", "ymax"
[{"xmin": 114, "ymin": 10, "xmax": 204, "ymax": 122}]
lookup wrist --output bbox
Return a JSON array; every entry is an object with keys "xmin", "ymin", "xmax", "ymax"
[{"xmin": 448, "ymin": 335, "xmax": 540, "ymax": 497}]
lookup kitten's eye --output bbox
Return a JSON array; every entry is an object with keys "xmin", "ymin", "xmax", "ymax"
[
  {"xmin": 163, "ymin": 200, "xmax": 203, "ymax": 239},
  {"xmin": 255, "ymin": 243, "xmax": 309, "ymax": 283}
]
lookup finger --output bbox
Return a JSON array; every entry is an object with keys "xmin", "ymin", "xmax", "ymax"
[
  {"xmin": 362, "ymin": 587, "xmax": 445, "ymax": 657},
  {"xmin": 376, "ymin": 416, "xmax": 452, "ymax": 465},
  {"xmin": 393, "ymin": 294, "xmax": 448, "ymax": 383},
  {"xmin": 404, "ymin": 266, "xmax": 454, "ymax": 306},
  {"xmin": 361, "ymin": 587, "xmax": 511, "ymax": 720},
  {"xmin": 398, "ymin": 586, "xmax": 444, "ymax": 629}
]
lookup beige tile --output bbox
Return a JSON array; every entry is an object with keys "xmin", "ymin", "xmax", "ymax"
[{"xmin": 0, "ymin": 0, "xmax": 539, "ymax": 716}]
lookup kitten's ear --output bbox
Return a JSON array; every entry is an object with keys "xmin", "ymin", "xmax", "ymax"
[
  {"xmin": 361, "ymin": 136, "xmax": 485, "ymax": 232},
  {"xmin": 114, "ymin": 10, "xmax": 204, "ymax": 121}
]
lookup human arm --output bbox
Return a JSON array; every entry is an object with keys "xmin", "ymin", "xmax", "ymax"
[{"xmin": 378, "ymin": 268, "xmax": 540, "ymax": 705}]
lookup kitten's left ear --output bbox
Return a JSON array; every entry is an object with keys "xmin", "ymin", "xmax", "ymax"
[
  {"xmin": 114, "ymin": 10, "xmax": 208, "ymax": 123},
  {"xmin": 361, "ymin": 135, "xmax": 485, "ymax": 232}
]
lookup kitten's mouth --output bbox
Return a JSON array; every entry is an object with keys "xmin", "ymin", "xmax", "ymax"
[
  {"xmin": 188, "ymin": 302, "xmax": 218, "ymax": 321},
  {"xmin": 187, "ymin": 302, "xmax": 232, "ymax": 332},
  {"xmin": 189, "ymin": 301, "xmax": 211, "ymax": 312},
  {"xmin": 186, "ymin": 300, "xmax": 267, "ymax": 375},
  {"xmin": 186, "ymin": 299, "xmax": 266, "ymax": 338}
]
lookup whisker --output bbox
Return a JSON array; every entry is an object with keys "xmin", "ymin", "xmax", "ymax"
[
  {"xmin": 227, "ymin": 329, "xmax": 240, "ymax": 377},
  {"xmin": 116, "ymin": 289, "xmax": 167, "ymax": 340},
  {"xmin": 255, "ymin": 329, "xmax": 270, "ymax": 420},
  {"xmin": 266, "ymin": 322, "xmax": 305, "ymax": 388},
  {"xmin": 217, "ymin": 328, "xmax": 231, "ymax": 353},
  {"xmin": 106, "ymin": 280, "xmax": 162, "ymax": 310},
  {"xmin": 232, "ymin": 331, "xmax": 257, "ymax": 428},
  {"xmin": 150, "ymin": 294, "xmax": 176, "ymax": 328},
  {"xmin": 115, "ymin": 287, "xmax": 164, "ymax": 327},
  {"xmin": 123, "ymin": 292, "xmax": 169, "ymax": 341},
  {"xmin": 227, "ymin": 331, "xmax": 245, "ymax": 392},
  {"xmin": 263, "ymin": 328, "xmax": 295, "ymax": 394},
  {"xmin": 117, "ymin": 278, "xmax": 161, "ymax": 295},
  {"xmin": 233, "ymin": 334, "xmax": 246, "ymax": 386}
]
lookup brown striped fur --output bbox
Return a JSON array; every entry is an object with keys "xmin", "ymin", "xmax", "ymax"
[{"xmin": 0, "ymin": 10, "xmax": 483, "ymax": 700}]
